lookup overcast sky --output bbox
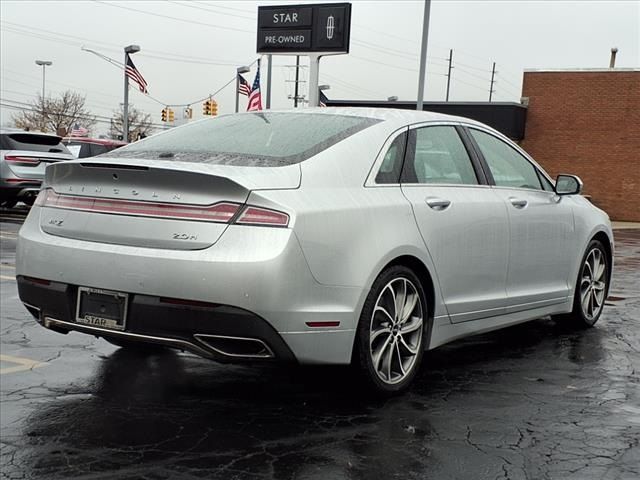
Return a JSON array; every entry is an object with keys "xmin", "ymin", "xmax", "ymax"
[{"xmin": 1, "ymin": 0, "xmax": 638, "ymax": 134}]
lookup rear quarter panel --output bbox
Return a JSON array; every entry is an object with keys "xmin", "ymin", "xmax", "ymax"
[{"xmin": 262, "ymin": 124, "xmax": 449, "ymax": 320}]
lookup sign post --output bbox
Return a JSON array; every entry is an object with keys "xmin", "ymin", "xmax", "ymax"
[{"xmin": 257, "ymin": 3, "xmax": 351, "ymax": 106}]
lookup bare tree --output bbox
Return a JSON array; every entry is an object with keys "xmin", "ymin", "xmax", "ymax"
[
  {"xmin": 109, "ymin": 104, "xmax": 154, "ymax": 142},
  {"xmin": 12, "ymin": 91, "xmax": 97, "ymax": 135}
]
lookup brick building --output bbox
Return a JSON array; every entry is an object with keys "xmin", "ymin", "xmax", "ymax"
[{"xmin": 519, "ymin": 69, "xmax": 640, "ymax": 221}]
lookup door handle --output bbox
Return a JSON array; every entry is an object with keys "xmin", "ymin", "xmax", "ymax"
[
  {"xmin": 509, "ymin": 197, "xmax": 528, "ymax": 209},
  {"xmin": 426, "ymin": 197, "xmax": 451, "ymax": 210}
]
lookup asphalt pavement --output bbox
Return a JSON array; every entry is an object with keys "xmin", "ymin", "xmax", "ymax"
[{"xmin": 1, "ymin": 208, "xmax": 638, "ymax": 480}]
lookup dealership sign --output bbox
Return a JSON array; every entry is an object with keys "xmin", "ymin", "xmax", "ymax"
[{"xmin": 257, "ymin": 3, "xmax": 352, "ymax": 54}]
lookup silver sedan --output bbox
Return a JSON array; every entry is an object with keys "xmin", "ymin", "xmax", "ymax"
[{"xmin": 16, "ymin": 109, "xmax": 613, "ymax": 393}]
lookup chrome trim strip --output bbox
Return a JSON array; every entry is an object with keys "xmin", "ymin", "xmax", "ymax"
[{"xmin": 194, "ymin": 334, "xmax": 275, "ymax": 359}]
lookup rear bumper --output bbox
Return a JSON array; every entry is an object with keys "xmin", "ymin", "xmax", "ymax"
[
  {"xmin": 18, "ymin": 275, "xmax": 296, "ymax": 362},
  {"xmin": 16, "ymin": 206, "xmax": 363, "ymax": 364}
]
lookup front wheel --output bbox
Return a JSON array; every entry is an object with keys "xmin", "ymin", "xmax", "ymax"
[
  {"xmin": 353, "ymin": 266, "xmax": 428, "ymax": 395},
  {"xmin": 562, "ymin": 239, "xmax": 610, "ymax": 328}
]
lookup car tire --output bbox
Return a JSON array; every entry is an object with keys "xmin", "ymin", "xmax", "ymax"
[
  {"xmin": 103, "ymin": 336, "xmax": 168, "ymax": 352},
  {"xmin": 561, "ymin": 239, "xmax": 610, "ymax": 328},
  {"xmin": 353, "ymin": 265, "xmax": 428, "ymax": 395}
]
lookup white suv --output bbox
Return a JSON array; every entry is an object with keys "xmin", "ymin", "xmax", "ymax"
[{"xmin": 0, "ymin": 129, "xmax": 74, "ymax": 208}]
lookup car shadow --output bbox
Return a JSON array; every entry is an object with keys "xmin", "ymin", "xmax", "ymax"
[{"xmin": 19, "ymin": 316, "xmax": 607, "ymax": 479}]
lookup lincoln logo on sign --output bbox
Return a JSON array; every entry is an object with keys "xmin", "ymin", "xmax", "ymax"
[
  {"xmin": 257, "ymin": 3, "xmax": 351, "ymax": 54},
  {"xmin": 326, "ymin": 15, "xmax": 334, "ymax": 39}
]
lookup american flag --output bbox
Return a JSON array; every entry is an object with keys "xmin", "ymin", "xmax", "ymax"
[
  {"xmin": 247, "ymin": 62, "xmax": 262, "ymax": 112},
  {"xmin": 125, "ymin": 54, "xmax": 148, "ymax": 94},
  {"xmin": 238, "ymin": 74, "xmax": 251, "ymax": 97},
  {"xmin": 69, "ymin": 123, "xmax": 88, "ymax": 137}
]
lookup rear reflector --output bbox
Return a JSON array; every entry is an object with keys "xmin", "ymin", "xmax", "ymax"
[
  {"xmin": 5, "ymin": 178, "xmax": 41, "ymax": 184},
  {"xmin": 236, "ymin": 206, "xmax": 289, "ymax": 227},
  {"xmin": 4, "ymin": 155, "xmax": 41, "ymax": 166},
  {"xmin": 23, "ymin": 276, "xmax": 51, "ymax": 286},
  {"xmin": 305, "ymin": 321, "xmax": 341, "ymax": 328},
  {"xmin": 38, "ymin": 190, "xmax": 240, "ymax": 223},
  {"xmin": 159, "ymin": 297, "xmax": 219, "ymax": 308}
]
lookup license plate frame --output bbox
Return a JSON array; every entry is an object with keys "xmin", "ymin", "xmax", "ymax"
[{"xmin": 75, "ymin": 287, "xmax": 129, "ymax": 331}]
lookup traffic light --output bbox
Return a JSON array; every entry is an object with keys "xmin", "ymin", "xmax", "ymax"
[
  {"xmin": 161, "ymin": 108, "xmax": 167, "ymax": 122},
  {"xmin": 203, "ymin": 100, "xmax": 211, "ymax": 116},
  {"xmin": 184, "ymin": 107, "xmax": 193, "ymax": 119},
  {"xmin": 210, "ymin": 100, "xmax": 218, "ymax": 116},
  {"xmin": 168, "ymin": 108, "xmax": 175, "ymax": 122}
]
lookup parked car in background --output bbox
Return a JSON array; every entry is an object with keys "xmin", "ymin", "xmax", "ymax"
[
  {"xmin": 62, "ymin": 137, "xmax": 127, "ymax": 159},
  {"xmin": 1, "ymin": 129, "xmax": 74, "ymax": 207},
  {"xmin": 16, "ymin": 109, "xmax": 613, "ymax": 394}
]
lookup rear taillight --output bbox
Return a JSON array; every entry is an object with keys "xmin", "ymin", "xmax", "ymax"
[
  {"xmin": 236, "ymin": 206, "xmax": 290, "ymax": 227},
  {"xmin": 39, "ymin": 190, "xmax": 290, "ymax": 227},
  {"xmin": 4, "ymin": 155, "xmax": 41, "ymax": 166},
  {"xmin": 39, "ymin": 190, "xmax": 240, "ymax": 223}
]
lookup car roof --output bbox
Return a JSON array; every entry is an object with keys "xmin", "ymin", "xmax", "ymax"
[
  {"xmin": 232, "ymin": 107, "xmax": 486, "ymax": 130},
  {"xmin": 0, "ymin": 128, "xmax": 60, "ymax": 137}
]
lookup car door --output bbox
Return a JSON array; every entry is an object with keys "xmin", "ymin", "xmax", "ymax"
[
  {"xmin": 400, "ymin": 124, "xmax": 510, "ymax": 323},
  {"xmin": 466, "ymin": 127, "xmax": 574, "ymax": 310}
]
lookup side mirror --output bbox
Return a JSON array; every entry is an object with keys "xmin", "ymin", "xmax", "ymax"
[{"xmin": 555, "ymin": 174, "xmax": 583, "ymax": 196}]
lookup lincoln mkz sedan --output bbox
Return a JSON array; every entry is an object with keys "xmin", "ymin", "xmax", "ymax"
[{"xmin": 16, "ymin": 109, "xmax": 613, "ymax": 393}]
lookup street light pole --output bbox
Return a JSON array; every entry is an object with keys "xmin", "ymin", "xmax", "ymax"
[
  {"xmin": 416, "ymin": 0, "xmax": 432, "ymax": 111},
  {"xmin": 35, "ymin": 60, "xmax": 52, "ymax": 130},
  {"xmin": 123, "ymin": 45, "xmax": 140, "ymax": 142}
]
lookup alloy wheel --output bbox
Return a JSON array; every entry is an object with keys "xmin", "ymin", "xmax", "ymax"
[
  {"xmin": 369, "ymin": 277, "xmax": 424, "ymax": 385},
  {"xmin": 579, "ymin": 247, "xmax": 607, "ymax": 321}
]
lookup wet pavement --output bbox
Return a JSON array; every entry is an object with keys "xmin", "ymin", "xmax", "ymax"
[{"xmin": 1, "ymin": 215, "xmax": 639, "ymax": 480}]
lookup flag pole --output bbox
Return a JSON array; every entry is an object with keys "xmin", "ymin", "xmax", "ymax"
[{"xmin": 123, "ymin": 52, "xmax": 129, "ymax": 142}]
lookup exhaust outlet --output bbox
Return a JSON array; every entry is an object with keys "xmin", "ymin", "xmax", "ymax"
[{"xmin": 194, "ymin": 334, "xmax": 274, "ymax": 359}]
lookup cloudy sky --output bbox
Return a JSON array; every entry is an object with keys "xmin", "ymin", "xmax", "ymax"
[{"xmin": 1, "ymin": 0, "xmax": 638, "ymax": 134}]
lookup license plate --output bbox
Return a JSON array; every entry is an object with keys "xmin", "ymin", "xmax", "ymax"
[{"xmin": 75, "ymin": 287, "xmax": 128, "ymax": 331}]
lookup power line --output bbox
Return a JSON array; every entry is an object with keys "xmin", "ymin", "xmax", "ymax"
[
  {"xmin": 168, "ymin": 0, "xmax": 255, "ymax": 20},
  {"xmin": 1, "ymin": 21, "xmax": 251, "ymax": 67},
  {"xmin": 92, "ymin": 0, "xmax": 253, "ymax": 34}
]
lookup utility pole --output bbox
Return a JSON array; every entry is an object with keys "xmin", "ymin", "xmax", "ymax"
[
  {"xmin": 416, "ymin": 0, "xmax": 432, "ymax": 111},
  {"xmin": 445, "ymin": 49, "xmax": 453, "ymax": 102},
  {"xmin": 294, "ymin": 56, "xmax": 300, "ymax": 107},
  {"xmin": 489, "ymin": 62, "xmax": 496, "ymax": 102}
]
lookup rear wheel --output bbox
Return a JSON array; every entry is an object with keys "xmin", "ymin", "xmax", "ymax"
[
  {"xmin": 562, "ymin": 240, "xmax": 610, "ymax": 328},
  {"xmin": 354, "ymin": 266, "xmax": 427, "ymax": 394}
]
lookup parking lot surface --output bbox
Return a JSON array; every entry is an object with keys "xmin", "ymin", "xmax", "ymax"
[{"xmin": 1, "ymin": 210, "xmax": 638, "ymax": 480}]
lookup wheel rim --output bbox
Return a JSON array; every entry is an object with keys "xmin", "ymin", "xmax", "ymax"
[
  {"xmin": 580, "ymin": 247, "xmax": 607, "ymax": 321},
  {"xmin": 369, "ymin": 277, "xmax": 424, "ymax": 385}
]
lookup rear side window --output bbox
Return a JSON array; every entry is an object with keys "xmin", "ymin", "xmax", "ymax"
[
  {"xmin": 402, "ymin": 126, "xmax": 478, "ymax": 185},
  {"xmin": 375, "ymin": 132, "xmax": 407, "ymax": 184},
  {"xmin": 0, "ymin": 133, "xmax": 70, "ymax": 154},
  {"xmin": 111, "ymin": 113, "xmax": 380, "ymax": 166}
]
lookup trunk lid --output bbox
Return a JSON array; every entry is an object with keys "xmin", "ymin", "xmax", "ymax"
[{"xmin": 39, "ymin": 157, "xmax": 300, "ymax": 250}]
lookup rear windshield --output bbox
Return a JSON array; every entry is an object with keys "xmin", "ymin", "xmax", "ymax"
[
  {"xmin": 110, "ymin": 112, "xmax": 380, "ymax": 166},
  {"xmin": 0, "ymin": 133, "xmax": 70, "ymax": 154}
]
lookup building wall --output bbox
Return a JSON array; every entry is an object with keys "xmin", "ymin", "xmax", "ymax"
[{"xmin": 520, "ymin": 70, "xmax": 640, "ymax": 221}]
